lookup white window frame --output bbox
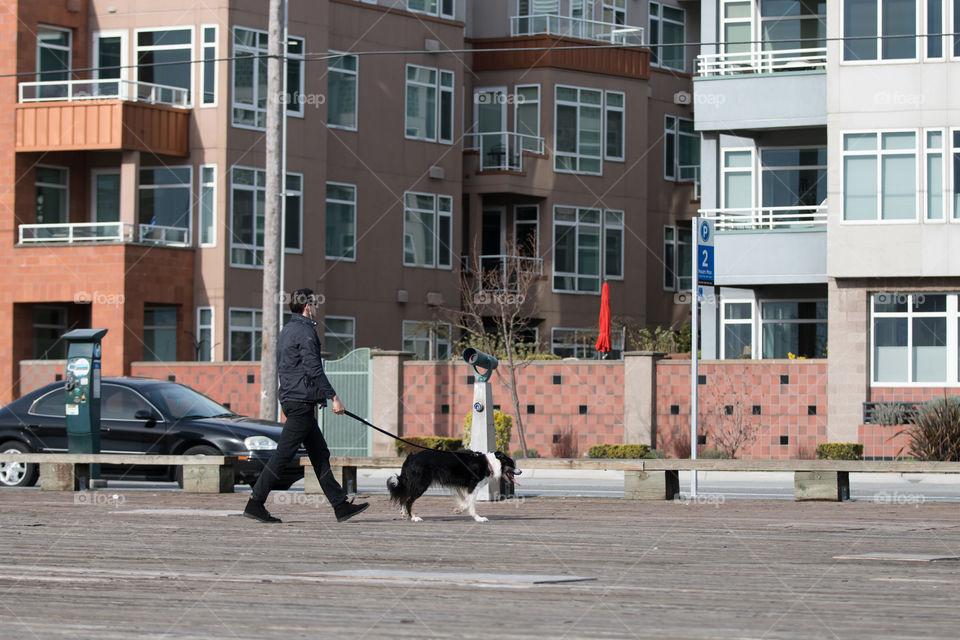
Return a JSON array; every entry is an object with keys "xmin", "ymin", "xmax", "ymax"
[
  {"xmin": 870, "ymin": 292, "xmax": 958, "ymax": 386},
  {"xmin": 841, "ymin": 0, "xmax": 922, "ymax": 64},
  {"xmin": 404, "ymin": 64, "xmax": 454, "ymax": 144},
  {"xmin": 285, "ymin": 172, "xmax": 303, "ymax": 253},
  {"xmin": 92, "ymin": 30, "xmax": 127, "ymax": 81},
  {"xmin": 552, "ymin": 206, "xmax": 623, "ymax": 294},
  {"xmin": 720, "ymin": 298, "xmax": 756, "ymax": 360},
  {"xmin": 228, "ymin": 307, "xmax": 262, "ymax": 361},
  {"xmin": 925, "ymin": 128, "xmax": 947, "ymax": 222},
  {"xmin": 604, "ymin": 210, "xmax": 624, "ymax": 280},
  {"xmin": 403, "ymin": 191, "xmax": 453, "ymax": 270},
  {"xmin": 952, "ymin": 127, "xmax": 960, "ymax": 220},
  {"xmin": 323, "ymin": 315, "xmax": 356, "ymax": 357},
  {"xmin": 665, "ymin": 115, "xmax": 698, "ymax": 182},
  {"xmin": 138, "ymin": 165, "xmax": 193, "ymax": 243},
  {"xmin": 514, "ymin": 204, "xmax": 540, "ymax": 257},
  {"xmin": 200, "ymin": 24, "xmax": 218, "ymax": 107},
  {"xmin": 196, "ymin": 306, "xmax": 215, "ymax": 361},
  {"xmin": 143, "ymin": 306, "xmax": 178, "ymax": 362},
  {"xmin": 402, "ymin": 320, "xmax": 452, "ymax": 360},
  {"xmin": 200, "ymin": 164, "xmax": 217, "ymax": 247},
  {"xmin": 231, "ymin": 27, "xmax": 305, "ymax": 130},
  {"xmin": 604, "ymin": 90, "xmax": 625, "ymax": 162},
  {"xmin": 758, "ymin": 298, "xmax": 828, "ymax": 359},
  {"xmin": 134, "ymin": 26, "xmax": 195, "ymax": 107},
  {"xmin": 325, "ymin": 181, "xmax": 357, "ymax": 261},
  {"xmin": 35, "ymin": 165, "xmax": 69, "ymax": 224},
  {"xmin": 554, "ymin": 84, "xmax": 604, "ymax": 176},
  {"xmin": 841, "ymin": 129, "xmax": 920, "ymax": 224},
  {"xmin": 229, "ymin": 166, "xmax": 302, "ymax": 269},
  {"xmin": 90, "ymin": 168, "xmax": 120, "ymax": 223},
  {"xmin": 721, "ymin": 146, "xmax": 756, "ymax": 212},
  {"xmin": 649, "ymin": 2, "xmax": 686, "ymax": 71},
  {"xmin": 662, "ymin": 224, "xmax": 692, "ymax": 292},
  {"xmin": 407, "ymin": 0, "xmax": 456, "ymax": 19},
  {"xmin": 37, "ymin": 24, "xmax": 72, "ymax": 81},
  {"xmin": 514, "ymin": 83, "xmax": 541, "ymax": 152},
  {"xmin": 602, "ymin": 0, "xmax": 627, "ymax": 25},
  {"xmin": 327, "ymin": 51, "xmax": 358, "ymax": 131}
]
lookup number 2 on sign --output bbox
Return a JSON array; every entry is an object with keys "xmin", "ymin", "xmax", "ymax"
[{"xmin": 701, "ymin": 249, "xmax": 709, "ymax": 267}]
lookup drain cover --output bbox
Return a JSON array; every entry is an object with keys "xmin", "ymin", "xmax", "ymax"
[
  {"xmin": 294, "ymin": 569, "xmax": 595, "ymax": 585},
  {"xmin": 833, "ymin": 553, "xmax": 960, "ymax": 562}
]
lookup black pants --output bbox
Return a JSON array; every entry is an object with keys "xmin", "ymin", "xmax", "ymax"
[{"xmin": 251, "ymin": 401, "xmax": 347, "ymax": 507}]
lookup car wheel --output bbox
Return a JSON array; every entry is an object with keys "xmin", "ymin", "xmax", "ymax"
[
  {"xmin": 175, "ymin": 444, "xmax": 221, "ymax": 488},
  {"xmin": 0, "ymin": 440, "xmax": 39, "ymax": 488}
]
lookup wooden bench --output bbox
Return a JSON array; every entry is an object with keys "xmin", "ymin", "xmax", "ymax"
[
  {"xmin": 0, "ymin": 454, "xmax": 237, "ymax": 493},
  {"xmin": 304, "ymin": 457, "xmax": 960, "ymax": 501}
]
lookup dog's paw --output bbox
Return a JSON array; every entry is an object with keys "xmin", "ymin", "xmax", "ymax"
[
  {"xmin": 473, "ymin": 516, "xmax": 488, "ymax": 523},
  {"xmin": 411, "ymin": 515, "xmax": 423, "ymax": 523}
]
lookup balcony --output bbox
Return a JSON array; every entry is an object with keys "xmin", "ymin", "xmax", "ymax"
[
  {"xmin": 464, "ymin": 132, "xmax": 545, "ymax": 173},
  {"xmin": 510, "ymin": 14, "xmax": 644, "ymax": 46},
  {"xmin": 698, "ymin": 206, "xmax": 826, "ymax": 286},
  {"xmin": 18, "ymin": 222, "xmax": 190, "ymax": 248},
  {"xmin": 16, "ymin": 79, "xmax": 190, "ymax": 157},
  {"xmin": 464, "ymin": 254, "xmax": 544, "ymax": 295},
  {"xmin": 693, "ymin": 48, "xmax": 826, "ymax": 130}
]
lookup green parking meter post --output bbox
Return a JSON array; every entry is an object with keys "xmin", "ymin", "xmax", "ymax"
[
  {"xmin": 63, "ymin": 328, "xmax": 108, "ymax": 489},
  {"xmin": 463, "ymin": 348, "xmax": 500, "ymax": 501}
]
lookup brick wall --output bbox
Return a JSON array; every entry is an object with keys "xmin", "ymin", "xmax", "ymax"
[
  {"xmin": 130, "ymin": 362, "xmax": 262, "ymax": 418},
  {"xmin": 18, "ymin": 360, "xmax": 65, "ymax": 395}
]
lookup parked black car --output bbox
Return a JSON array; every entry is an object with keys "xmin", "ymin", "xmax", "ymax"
[{"xmin": 0, "ymin": 377, "xmax": 303, "ymax": 489}]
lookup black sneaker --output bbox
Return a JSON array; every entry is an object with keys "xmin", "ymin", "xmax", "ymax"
[
  {"xmin": 334, "ymin": 498, "xmax": 369, "ymax": 523},
  {"xmin": 244, "ymin": 498, "xmax": 281, "ymax": 523}
]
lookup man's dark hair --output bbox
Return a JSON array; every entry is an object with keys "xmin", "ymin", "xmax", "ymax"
[{"xmin": 290, "ymin": 288, "xmax": 314, "ymax": 314}]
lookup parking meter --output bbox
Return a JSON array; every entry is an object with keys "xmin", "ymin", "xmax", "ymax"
[
  {"xmin": 462, "ymin": 348, "xmax": 501, "ymax": 500},
  {"xmin": 63, "ymin": 329, "xmax": 107, "ymax": 486}
]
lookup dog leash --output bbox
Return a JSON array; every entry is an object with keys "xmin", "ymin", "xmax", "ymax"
[{"xmin": 342, "ymin": 410, "xmax": 444, "ymax": 452}]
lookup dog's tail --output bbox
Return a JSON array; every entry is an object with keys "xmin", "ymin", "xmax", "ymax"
[{"xmin": 386, "ymin": 474, "xmax": 406, "ymax": 505}]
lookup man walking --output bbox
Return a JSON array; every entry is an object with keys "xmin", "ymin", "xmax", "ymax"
[{"xmin": 244, "ymin": 288, "xmax": 369, "ymax": 524}]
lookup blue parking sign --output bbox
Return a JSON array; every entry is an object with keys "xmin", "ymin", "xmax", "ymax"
[{"xmin": 697, "ymin": 219, "xmax": 714, "ymax": 286}]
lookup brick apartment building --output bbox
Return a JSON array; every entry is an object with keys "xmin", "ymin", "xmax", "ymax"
[{"xmin": 0, "ymin": 0, "xmax": 699, "ymax": 404}]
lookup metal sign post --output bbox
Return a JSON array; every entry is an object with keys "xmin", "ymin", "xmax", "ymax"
[{"xmin": 690, "ymin": 218, "xmax": 714, "ymax": 498}]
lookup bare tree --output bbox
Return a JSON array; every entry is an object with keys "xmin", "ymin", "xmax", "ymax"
[
  {"xmin": 699, "ymin": 377, "xmax": 759, "ymax": 458},
  {"xmin": 443, "ymin": 239, "xmax": 543, "ymax": 457}
]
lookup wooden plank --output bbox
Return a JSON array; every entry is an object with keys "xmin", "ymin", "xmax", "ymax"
[{"xmin": 0, "ymin": 454, "xmax": 235, "ymax": 465}]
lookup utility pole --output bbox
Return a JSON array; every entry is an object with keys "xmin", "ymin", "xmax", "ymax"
[{"xmin": 259, "ymin": 0, "xmax": 284, "ymax": 421}]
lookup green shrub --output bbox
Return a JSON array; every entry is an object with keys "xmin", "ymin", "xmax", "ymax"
[
  {"xmin": 395, "ymin": 436, "xmax": 462, "ymax": 456},
  {"xmin": 815, "ymin": 442, "xmax": 864, "ymax": 460},
  {"xmin": 587, "ymin": 444, "xmax": 651, "ymax": 459},
  {"xmin": 643, "ymin": 449, "xmax": 666, "ymax": 459},
  {"xmin": 700, "ymin": 448, "xmax": 731, "ymax": 459},
  {"xmin": 900, "ymin": 396, "xmax": 960, "ymax": 461},
  {"xmin": 462, "ymin": 409, "xmax": 512, "ymax": 453},
  {"xmin": 514, "ymin": 448, "xmax": 539, "ymax": 458}
]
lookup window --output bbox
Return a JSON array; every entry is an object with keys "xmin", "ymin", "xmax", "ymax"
[
  {"xmin": 553, "ymin": 206, "xmax": 624, "ymax": 293},
  {"xmin": 515, "ymin": 205, "xmax": 540, "ymax": 257},
  {"xmin": 326, "ymin": 182, "xmax": 356, "ymax": 260},
  {"xmin": 200, "ymin": 166, "xmax": 217, "ymax": 246},
  {"xmin": 953, "ymin": 130, "xmax": 960, "ymax": 219},
  {"xmin": 229, "ymin": 308, "xmax": 262, "ymax": 360},
  {"xmin": 323, "ymin": 316, "xmax": 356, "ymax": 359},
  {"xmin": 101, "ymin": 385, "xmax": 154, "ymax": 421},
  {"xmin": 722, "ymin": 301, "xmax": 754, "ymax": 359},
  {"xmin": 555, "ymin": 86, "xmax": 603, "ymax": 174},
  {"xmin": 232, "ymin": 27, "xmax": 305, "ymax": 128},
  {"xmin": 139, "ymin": 166, "xmax": 192, "ymax": 236},
  {"xmin": 197, "ymin": 307, "xmax": 214, "ymax": 361},
  {"xmin": 94, "ymin": 31, "xmax": 125, "ymax": 82},
  {"xmin": 843, "ymin": 131, "xmax": 918, "ymax": 221},
  {"xmin": 515, "ymin": 84, "xmax": 540, "ymax": 152},
  {"xmin": 201, "ymin": 25, "xmax": 218, "ymax": 106},
  {"xmin": 760, "ymin": 300, "xmax": 827, "ymax": 359},
  {"xmin": 37, "ymin": 26, "xmax": 71, "ymax": 98},
  {"xmin": 403, "ymin": 192, "xmax": 453, "ymax": 269},
  {"xmin": 402, "ymin": 321, "xmax": 451, "ymax": 360},
  {"xmin": 92, "ymin": 170, "xmax": 120, "ymax": 224},
  {"xmin": 843, "ymin": 0, "xmax": 918, "ymax": 61},
  {"xmin": 665, "ymin": 116, "xmax": 699, "ymax": 181},
  {"xmin": 721, "ymin": 1, "xmax": 826, "ymax": 56},
  {"xmin": 405, "ymin": 64, "xmax": 454, "ymax": 143},
  {"xmin": 144, "ymin": 306, "xmax": 177, "ymax": 361},
  {"xmin": 31, "ymin": 388, "xmax": 67, "ymax": 417},
  {"xmin": 551, "ymin": 327, "xmax": 625, "ymax": 359},
  {"xmin": 35, "ymin": 166, "xmax": 68, "ymax": 225},
  {"xmin": 927, "ymin": 130, "xmax": 945, "ymax": 220},
  {"xmin": 663, "ymin": 225, "xmax": 692, "ymax": 291},
  {"xmin": 605, "ymin": 91, "xmax": 625, "ymax": 162},
  {"xmin": 722, "ymin": 148, "xmax": 755, "ymax": 213},
  {"xmin": 407, "ymin": 0, "xmax": 455, "ymax": 19},
  {"xmin": 872, "ymin": 293, "xmax": 954, "ymax": 383},
  {"xmin": 136, "ymin": 28, "xmax": 193, "ymax": 103},
  {"xmin": 327, "ymin": 53, "xmax": 358, "ymax": 130},
  {"xmin": 602, "ymin": 0, "xmax": 627, "ymax": 25},
  {"xmin": 649, "ymin": 2, "xmax": 685, "ymax": 70},
  {"xmin": 761, "ymin": 147, "xmax": 827, "ymax": 222},
  {"xmin": 230, "ymin": 167, "xmax": 303, "ymax": 267},
  {"xmin": 33, "ymin": 306, "xmax": 67, "ymax": 359},
  {"xmin": 516, "ymin": 0, "xmax": 561, "ymax": 33}
]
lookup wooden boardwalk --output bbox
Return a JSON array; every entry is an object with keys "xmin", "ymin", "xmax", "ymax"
[{"xmin": 1, "ymin": 489, "xmax": 959, "ymax": 639}]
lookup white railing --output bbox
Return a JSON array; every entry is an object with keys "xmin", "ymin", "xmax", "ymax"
[
  {"xmin": 510, "ymin": 14, "xmax": 644, "ymax": 46},
  {"xmin": 696, "ymin": 47, "xmax": 827, "ymax": 77},
  {"xmin": 138, "ymin": 224, "xmax": 191, "ymax": 247},
  {"xmin": 18, "ymin": 78, "xmax": 190, "ymax": 108},
  {"xmin": 464, "ymin": 132, "xmax": 544, "ymax": 172},
  {"xmin": 18, "ymin": 222, "xmax": 133, "ymax": 244},
  {"xmin": 699, "ymin": 205, "xmax": 827, "ymax": 230},
  {"xmin": 470, "ymin": 254, "xmax": 544, "ymax": 294}
]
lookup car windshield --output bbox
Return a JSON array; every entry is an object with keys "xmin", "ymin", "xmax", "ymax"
[{"xmin": 138, "ymin": 383, "xmax": 233, "ymax": 420}]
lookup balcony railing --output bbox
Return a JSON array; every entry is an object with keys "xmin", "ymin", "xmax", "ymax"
[
  {"xmin": 18, "ymin": 222, "xmax": 133, "ymax": 244},
  {"xmin": 510, "ymin": 14, "xmax": 644, "ymax": 46},
  {"xmin": 699, "ymin": 205, "xmax": 827, "ymax": 230},
  {"xmin": 19, "ymin": 78, "xmax": 190, "ymax": 109},
  {"xmin": 464, "ymin": 254, "xmax": 544, "ymax": 295},
  {"xmin": 139, "ymin": 224, "xmax": 190, "ymax": 247},
  {"xmin": 464, "ymin": 132, "xmax": 544, "ymax": 172},
  {"xmin": 696, "ymin": 47, "xmax": 827, "ymax": 78}
]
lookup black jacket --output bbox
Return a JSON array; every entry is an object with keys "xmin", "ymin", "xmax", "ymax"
[{"xmin": 277, "ymin": 314, "xmax": 337, "ymax": 405}]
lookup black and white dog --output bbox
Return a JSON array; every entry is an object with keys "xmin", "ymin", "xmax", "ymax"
[{"xmin": 387, "ymin": 449, "xmax": 521, "ymax": 522}]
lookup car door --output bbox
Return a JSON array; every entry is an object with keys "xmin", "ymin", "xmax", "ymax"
[
  {"xmin": 99, "ymin": 384, "xmax": 167, "ymax": 455},
  {"xmin": 24, "ymin": 387, "xmax": 68, "ymax": 452}
]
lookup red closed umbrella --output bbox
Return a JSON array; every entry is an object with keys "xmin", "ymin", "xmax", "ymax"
[{"xmin": 595, "ymin": 282, "xmax": 611, "ymax": 354}]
